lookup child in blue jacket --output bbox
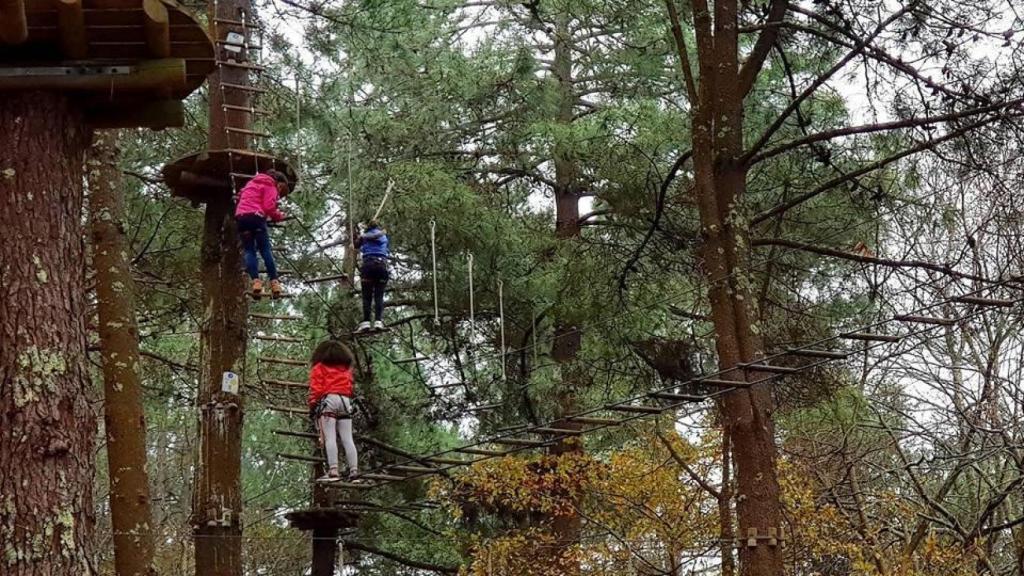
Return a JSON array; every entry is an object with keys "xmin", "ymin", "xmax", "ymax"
[{"xmin": 353, "ymin": 220, "xmax": 389, "ymax": 332}]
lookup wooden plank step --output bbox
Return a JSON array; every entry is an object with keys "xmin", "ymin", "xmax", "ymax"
[
  {"xmin": 700, "ymin": 378, "xmax": 750, "ymax": 387},
  {"xmin": 534, "ymin": 427, "xmax": 582, "ymax": 436},
  {"xmin": 953, "ymin": 296, "xmax": 1016, "ymax": 308},
  {"xmin": 304, "ymin": 273, "xmax": 349, "ymax": 284},
  {"xmin": 250, "ymin": 312, "xmax": 304, "ymax": 321},
  {"xmin": 278, "ymin": 452, "xmax": 322, "ymax": 463},
  {"xmin": 465, "ymin": 403, "xmax": 503, "ymax": 413},
  {"xmin": 650, "ymin": 391, "xmax": 706, "ymax": 403},
  {"xmin": 263, "ymin": 379, "xmax": 306, "ymax": 390},
  {"xmin": 893, "ymin": 314, "xmax": 955, "ymax": 326},
  {"xmin": 253, "ymin": 334, "xmax": 304, "ymax": 343},
  {"xmin": 567, "ymin": 416, "xmax": 623, "ymax": 426},
  {"xmin": 391, "ymin": 355, "xmax": 428, "ymax": 365},
  {"xmin": 221, "ymin": 103, "xmax": 271, "ymax": 115},
  {"xmin": 606, "ymin": 404, "xmax": 664, "ymax": 415},
  {"xmin": 738, "ymin": 363, "xmax": 800, "ymax": 374},
  {"xmin": 273, "ymin": 429, "xmax": 317, "ymax": 440},
  {"xmin": 324, "ymin": 481, "xmax": 375, "ymax": 490},
  {"xmin": 426, "ymin": 456, "xmax": 470, "ymax": 466},
  {"xmin": 216, "ymin": 60, "xmax": 266, "ymax": 72},
  {"xmin": 842, "ymin": 332, "xmax": 901, "ymax": 343},
  {"xmin": 267, "ymin": 405, "xmax": 308, "ymax": 416},
  {"xmin": 456, "ymin": 447, "xmax": 509, "ymax": 457},
  {"xmin": 430, "ymin": 382, "xmax": 466, "ymax": 390},
  {"xmin": 259, "ymin": 356, "xmax": 306, "ymax": 366},
  {"xmin": 389, "ymin": 465, "xmax": 441, "ymax": 475},
  {"xmin": 220, "ymin": 82, "xmax": 268, "ymax": 93},
  {"xmin": 491, "ymin": 438, "xmax": 549, "ymax": 448},
  {"xmin": 358, "ymin": 473, "xmax": 408, "ymax": 482},
  {"xmin": 785, "ymin": 349, "xmax": 848, "ymax": 360},
  {"xmin": 225, "ymin": 126, "xmax": 270, "ymax": 138},
  {"xmin": 213, "ymin": 17, "xmax": 265, "ymax": 29}
]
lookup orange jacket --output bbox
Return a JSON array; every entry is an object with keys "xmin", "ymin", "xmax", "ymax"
[{"xmin": 307, "ymin": 363, "xmax": 354, "ymax": 407}]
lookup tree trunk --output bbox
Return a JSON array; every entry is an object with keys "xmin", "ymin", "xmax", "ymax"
[
  {"xmin": 311, "ymin": 527, "xmax": 338, "ymax": 575},
  {"xmin": 547, "ymin": 15, "xmax": 584, "ymax": 572},
  {"xmin": 0, "ymin": 91, "xmax": 97, "ymax": 575},
  {"xmin": 88, "ymin": 130, "xmax": 157, "ymax": 576}
]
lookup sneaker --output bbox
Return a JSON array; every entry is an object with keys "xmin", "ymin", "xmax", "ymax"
[
  {"xmin": 373, "ymin": 320, "xmax": 386, "ymax": 331},
  {"xmin": 355, "ymin": 321, "xmax": 372, "ymax": 333},
  {"xmin": 346, "ymin": 470, "xmax": 365, "ymax": 483},
  {"xmin": 317, "ymin": 468, "xmax": 340, "ymax": 483},
  {"xmin": 251, "ymin": 278, "xmax": 263, "ymax": 299},
  {"xmin": 269, "ymin": 279, "xmax": 283, "ymax": 299}
]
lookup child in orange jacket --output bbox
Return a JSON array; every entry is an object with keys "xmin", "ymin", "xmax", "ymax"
[{"xmin": 307, "ymin": 340, "xmax": 358, "ymax": 481}]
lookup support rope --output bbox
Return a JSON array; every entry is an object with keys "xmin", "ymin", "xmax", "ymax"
[
  {"xmin": 430, "ymin": 220, "xmax": 439, "ymax": 324},
  {"xmin": 498, "ymin": 279, "xmax": 506, "ymax": 382}
]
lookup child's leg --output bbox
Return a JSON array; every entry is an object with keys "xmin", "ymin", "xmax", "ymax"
[
  {"xmin": 238, "ymin": 219, "xmax": 260, "ymax": 279},
  {"xmin": 360, "ymin": 268, "xmax": 373, "ymax": 322},
  {"xmin": 319, "ymin": 414, "xmax": 340, "ymax": 471},
  {"xmin": 337, "ymin": 396, "xmax": 358, "ymax": 472},
  {"xmin": 373, "ymin": 279, "xmax": 385, "ymax": 321},
  {"xmin": 254, "ymin": 219, "xmax": 278, "ymax": 280}
]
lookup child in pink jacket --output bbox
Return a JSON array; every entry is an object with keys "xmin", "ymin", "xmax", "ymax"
[{"xmin": 235, "ymin": 170, "xmax": 289, "ymax": 298}]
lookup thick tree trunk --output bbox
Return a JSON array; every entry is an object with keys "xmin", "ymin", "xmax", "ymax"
[
  {"xmin": 311, "ymin": 527, "xmax": 338, "ymax": 575},
  {"xmin": 88, "ymin": 130, "xmax": 157, "ymax": 576},
  {"xmin": 0, "ymin": 91, "xmax": 97, "ymax": 575}
]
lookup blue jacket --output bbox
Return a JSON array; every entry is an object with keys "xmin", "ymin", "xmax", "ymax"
[{"xmin": 360, "ymin": 227, "xmax": 389, "ymax": 259}]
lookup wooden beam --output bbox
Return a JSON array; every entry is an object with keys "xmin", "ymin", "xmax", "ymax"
[
  {"xmin": 56, "ymin": 0, "xmax": 87, "ymax": 58},
  {"xmin": 85, "ymin": 100, "xmax": 184, "ymax": 129},
  {"xmin": 142, "ymin": 0, "xmax": 171, "ymax": 57},
  {"xmin": 0, "ymin": 59, "xmax": 186, "ymax": 93},
  {"xmin": 0, "ymin": 0, "xmax": 27, "ymax": 44}
]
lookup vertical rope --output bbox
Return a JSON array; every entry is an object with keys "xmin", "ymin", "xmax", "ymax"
[
  {"xmin": 532, "ymin": 308, "xmax": 538, "ymax": 365},
  {"xmin": 467, "ymin": 253, "xmax": 475, "ymax": 330},
  {"xmin": 294, "ymin": 74, "xmax": 301, "ymax": 176},
  {"xmin": 498, "ymin": 279, "xmax": 506, "ymax": 382},
  {"xmin": 430, "ymin": 220, "xmax": 439, "ymax": 324}
]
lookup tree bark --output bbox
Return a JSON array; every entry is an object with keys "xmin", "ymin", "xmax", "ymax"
[
  {"xmin": 0, "ymin": 91, "xmax": 97, "ymax": 575},
  {"xmin": 88, "ymin": 130, "xmax": 157, "ymax": 576},
  {"xmin": 189, "ymin": 3, "xmax": 252, "ymax": 572},
  {"xmin": 311, "ymin": 527, "xmax": 338, "ymax": 575}
]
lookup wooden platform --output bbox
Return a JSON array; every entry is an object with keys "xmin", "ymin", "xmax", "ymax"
[
  {"xmin": 0, "ymin": 0, "xmax": 215, "ymax": 128},
  {"xmin": 285, "ymin": 507, "xmax": 361, "ymax": 531},
  {"xmin": 162, "ymin": 148, "xmax": 297, "ymax": 202}
]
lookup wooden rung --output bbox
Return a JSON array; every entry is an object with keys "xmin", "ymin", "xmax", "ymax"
[
  {"xmin": 263, "ymin": 379, "xmax": 306, "ymax": 390},
  {"xmin": 278, "ymin": 452, "xmax": 322, "ymax": 463},
  {"xmin": 267, "ymin": 405, "xmax": 308, "ymax": 415},
  {"xmin": 606, "ymin": 404, "xmax": 664, "ymax": 415},
  {"xmin": 259, "ymin": 356, "xmax": 306, "ymax": 366},
  {"xmin": 786, "ymin": 349, "xmax": 848, "ymax": 360},
  {"xmin": 491, "ymin": 438, "xmax": 549, "ymax": 448},
  {"xmin": 456, "ymin": 447, "xmax": 508, "ymax": 457},
  {"xmin": 230, "ymin": 171, "xmax": 257, "ymax": 181},
  {"xmin": 429, "ymin": 382, "xmax": 466, "ymax": 390},
  {"xmin": 225, "ymin": 127, "xmax": 270, "ymax": 137},
  {"xmin": 389, "ymin": 465, "xmax": 440, "ymax": 474},
  {"xmin": 358, "ymin": 473, "xmax": 408, "ymax": 482},
  {"xmin": 217, "ymin": 60, "xmax": 266, "ymax": 72},
  {"xmin": 842, "ymin": 332, "xmax": 901, "ymax": 343},
  {"xmin": 214, "ymin": 17, "xmax": 264, "ymax": 27},
  {"xmin": 273, "ymin": 429, "xmax": 317, "ymax": 440},
  {"xmin": 567, "ymin": 416, "xmax": 623, "ymax": 426},
  {"xmin": 953, "ymin": 296, "xmax": 1016, "ymax": 308},
  {"xmin": 253, "ymin": 334, "xmax": 304, "ymax": 343},
  {"xmin": 700, "ymin": 378, "xmax": 750, "ymax": 387},
  {"xmin": 426, "ymin": 456, "xmax": 470, "ymax": 466},
  {"xmin": 220, "ymin": 82, "xmax": 268, "ymax": 93},
  {"xmin": 222, "ymin": 103, "xmax": 271, "ymax": 115},
  {"xmin": 391, "ymin": 356, "xmax": 428, "ymax": 365},
  {"xmin": 534, "ymin": 427, "xmax": 582, "ymax": 436},
  {"xmin": 893, "ymin": 314, "xmax": 955, "ymax": 326},
  {"xmin": 250, "ymin": 312, "xmax": 304, "ymax": 321},
  {"xmin": 324, "ymin": 481, "xmax": 375, "ymax": 490},
  {"xmin": 739, "ymin": 363, "xmax": 799, "ymax": 374},
  {"xmin": 465, "ymin": 403, "xmax": 502, "ymax": 412},
  {"xmin": 304, "ymin": 274, "xmax": 349, "ymax": 284},
  {"xmin": 650, "ymin": 391, "xmax": 706, "ymax": 403}
]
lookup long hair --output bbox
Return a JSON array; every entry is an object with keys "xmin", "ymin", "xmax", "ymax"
[{"xmin": 310, "ymin": 340, "xmax": 354, "ymax": 368}]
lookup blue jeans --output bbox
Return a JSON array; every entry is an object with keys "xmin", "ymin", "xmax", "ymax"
[{"xmin": 236, "ymin": 214, "xmax": 277, "ymax": 280}]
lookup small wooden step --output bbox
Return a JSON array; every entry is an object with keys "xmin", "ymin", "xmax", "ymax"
[
  {"xmin": 358, "ymin": 473, "xmax": 408, "ymax": 482},
  {"xmin": 391, "ymin": 355, "xmax": 428, "ymax": 365},
  {"xmin": 278, "ymin": 452, "xmax": 322, "ymax": 463},
  {"xmin": 220, "ymin": 82, "xmax": 268, "ymax": 94},
  {"xmin": 650, "ymin": 391, "xmax": 706, "ymax": 403},
  {"xmin": 353, "ymin": 326, "xmax": 391, "ymax": 338},
  {"xmin": 214, "ymin": 17, "xmax": 265, "ymax": 29},
  {"xmin": 430, "ymin": 382, "xmax": 466, "ymax": 390},
  {"xmin": 272, "ymin": 429, "xmax": 317, "ymax": 440},
  {"xmin": 606, "ymin": 404, "xmax": 664, "ymax": 415},
  {"xmin": 425, "ymin": 456, "xmax": 470, "ymax": 466},
  {"xmin": 953, "ymin": 296, "xmax": 1016, "ymax": 308},
  {"xmin": 267, "ymin": 405, "xmax": 308, "ymax": 416},
  {"xmin": 253, "ymin": 334, "xmax": 304, "ymax": 343},
  {"xmin": 893, "ymin": 314, "xmax": 955, "ymax": 326},
  {"xmin": 221, "ymin": 104, "xmax": 272, "ymax": 116},
  {"xmin": 465, "ymin": 403, "xmax": 503, "ymax": 413},
  {"xmin": 786, "ymin": 349, "xmax": 848, "ymax": 360},
  {"xmin": 263, "ymin": 379, "xmax": 306, "ymax": 390},
  {"xmin": 324, "ymin": 481, "xmax": 375, "ymax": 490},
  {"xmin": 842, "ymin": 332, "xmax": 901, "ymax": 343},
  {"xmin": 534, "ymin": 427, "xmax": 582, "ymax": 436},
  {"xmin": 304, "ymin": 274, "xmax": 349, "ymax": 284},
  {"xmin": 491, "ymin": 438, "xmax": 549, "ymax": 448},
  {"xmin": 216, "ymin": 60, "xmax": 267, "ymax": 72},
  {"xmin": 225, "ymin": 126, "xmax": 270, "ymax": 138},
  {"xmin": 389, "ymin": 465, "xmax": 441, "ymax": 475},
  {"xmin": 738, "ymin": 363, "xmax": 800, "ymax": 374},
  {"xmin": 250, "ymin": 312, "xmax": 304, "ymax": 321},
  {"xmin": 259, "ymin": 356, "xmax": 306, "ymax": 366},
  {"xmin": 567, "ymin": 416, "xmax": 623, "ymax": 426},
  {"xmin": 456, "ymin": 447, "xmax": 508, "ymax": 457},
  {"xmin": 700, "ymin": 378, "xmax": 750, "ymax": 387}
]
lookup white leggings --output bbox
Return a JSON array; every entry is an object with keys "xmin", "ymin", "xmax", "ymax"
[{"xmin": 319, "ymin": 394, "xmax": 358, "ymax": 472}]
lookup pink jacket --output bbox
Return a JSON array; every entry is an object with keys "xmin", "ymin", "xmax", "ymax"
[{"xmin": 234, "ymin": 173, "xmax": 285, "ymax": 221}]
